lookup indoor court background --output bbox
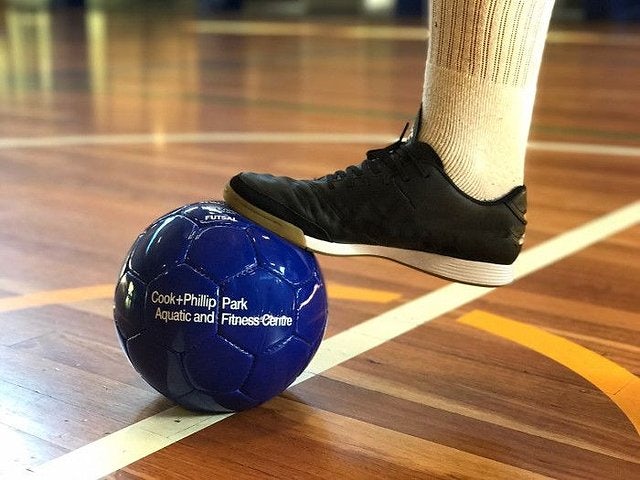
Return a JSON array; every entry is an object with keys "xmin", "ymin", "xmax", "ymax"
[{"xmin": 0, "ymin": 0, "xmax": 639, "ymax": 478}]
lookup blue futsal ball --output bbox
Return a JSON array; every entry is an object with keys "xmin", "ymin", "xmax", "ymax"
[{"xmin": 113, "ymin": 201, "xmax": 328, "ymax": 412}]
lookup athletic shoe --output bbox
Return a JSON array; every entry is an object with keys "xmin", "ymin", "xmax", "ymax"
[{"xmin": 224, "ymin": 111, "xmax": 527, "ymax": 286}]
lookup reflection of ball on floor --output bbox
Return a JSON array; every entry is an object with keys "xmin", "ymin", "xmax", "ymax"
[{"xmin": 113, "ymin": 201, "xmax": 328, "ymax": 412}]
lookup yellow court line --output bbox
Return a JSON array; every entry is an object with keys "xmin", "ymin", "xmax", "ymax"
[
  {"xmin": 326, "ymin": 283, "xmax": 402, "ymax": 303},
  {"xmin": 190, "ymin": 20, "xmax": 429, "ymax": 41},
  {"xmin": 459, "ymin": 310, "xmax": 640, "ymax": 437},
  {"xmin": 0, "ymin": 282, "xmax": 400, "ymax": 314}
]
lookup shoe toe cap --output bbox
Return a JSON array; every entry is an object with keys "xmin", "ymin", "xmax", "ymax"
[{"xmin": 228, "ymin": 172, "xmax": 332, "ymax": 241}]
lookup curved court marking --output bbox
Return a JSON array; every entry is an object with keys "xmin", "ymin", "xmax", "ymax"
[
  {"xmin": 0, "ymin": 132, "xmax": 639, "ymax": 158},
  {"xmin": 459, "ymin": 310, "xmax": 640, "ymax": 436},
  {"xmin": 0, "ymin": 282, "xmax": 401, "ymax": 314},
  {"xmin": 23, "ymin": 200, "xmax": 639, "ymax": 480}
]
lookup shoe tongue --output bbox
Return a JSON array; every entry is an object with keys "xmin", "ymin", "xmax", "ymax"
[
  {"xmin": 403, "ymin": 105, "xmax": 445, "ymax": 170},
  {"xmin": 406, "ymin": 105, "xmax": 424, "ymax": 144}
]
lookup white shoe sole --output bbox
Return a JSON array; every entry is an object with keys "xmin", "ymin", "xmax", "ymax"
[{"xmin": 224, "ymin": 184, "xmax": 514, "ymax": 287}]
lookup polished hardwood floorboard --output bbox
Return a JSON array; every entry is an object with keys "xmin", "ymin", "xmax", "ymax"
[{"xmin": 0, "ymin": 6, "xmax": 638, "ymax": 480}]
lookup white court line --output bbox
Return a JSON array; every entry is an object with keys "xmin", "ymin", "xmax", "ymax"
[
  {"xmin": 24, "ymin": 200, "xmax": 639, "ymax": 480},
  {"xmin": 191, "ymin": 21, "xmax": 640, "ymax": 47},
  {"xmin": 528, "ymin": 140, "xmax": 640, "ymax": 158},
  {"xmin": 0, "ymin": 131, "xmax": 639, "ymax": 158},
  {"xmin": 0, "ymin": 132, "xmax": 396, "ymax": 149}
]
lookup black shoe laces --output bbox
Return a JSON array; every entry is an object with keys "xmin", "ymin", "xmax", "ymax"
[{"xmin": 324, "ymin": 123, "xmax": 430, "ymax": 188}]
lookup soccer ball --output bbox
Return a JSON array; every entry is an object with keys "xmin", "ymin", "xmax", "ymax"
[{"xmin": 113, "ymin": 201, "xmax": 328, "ymax": 412}]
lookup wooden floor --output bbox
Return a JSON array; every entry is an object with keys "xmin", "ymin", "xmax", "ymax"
[{"xmin": 0, "ymin": 5, "xmax": 639, "ymax": 480}]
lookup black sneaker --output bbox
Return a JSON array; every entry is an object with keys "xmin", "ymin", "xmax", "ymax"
[{"xmin": 224, "ymin": 111, "xmax": 527, "ymax": 287}]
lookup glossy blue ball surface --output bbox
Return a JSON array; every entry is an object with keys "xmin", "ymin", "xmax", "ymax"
[{"xmin": 114, "ymin": 201, "xmax": 327, "ymax": 412}]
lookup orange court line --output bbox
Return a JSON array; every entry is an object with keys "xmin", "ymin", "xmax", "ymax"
[
  {"xmin": 459, "ymin": 310, "xmax": 640, "ymax": 437},
  {"xmin": 0, "ymin": 282, "xmax": 400, "ymax": 314}
]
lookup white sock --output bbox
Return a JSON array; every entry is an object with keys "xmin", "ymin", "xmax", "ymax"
[{"xmin": 419, "ymin": 0, "xmax": 556, "ymax": 200}]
